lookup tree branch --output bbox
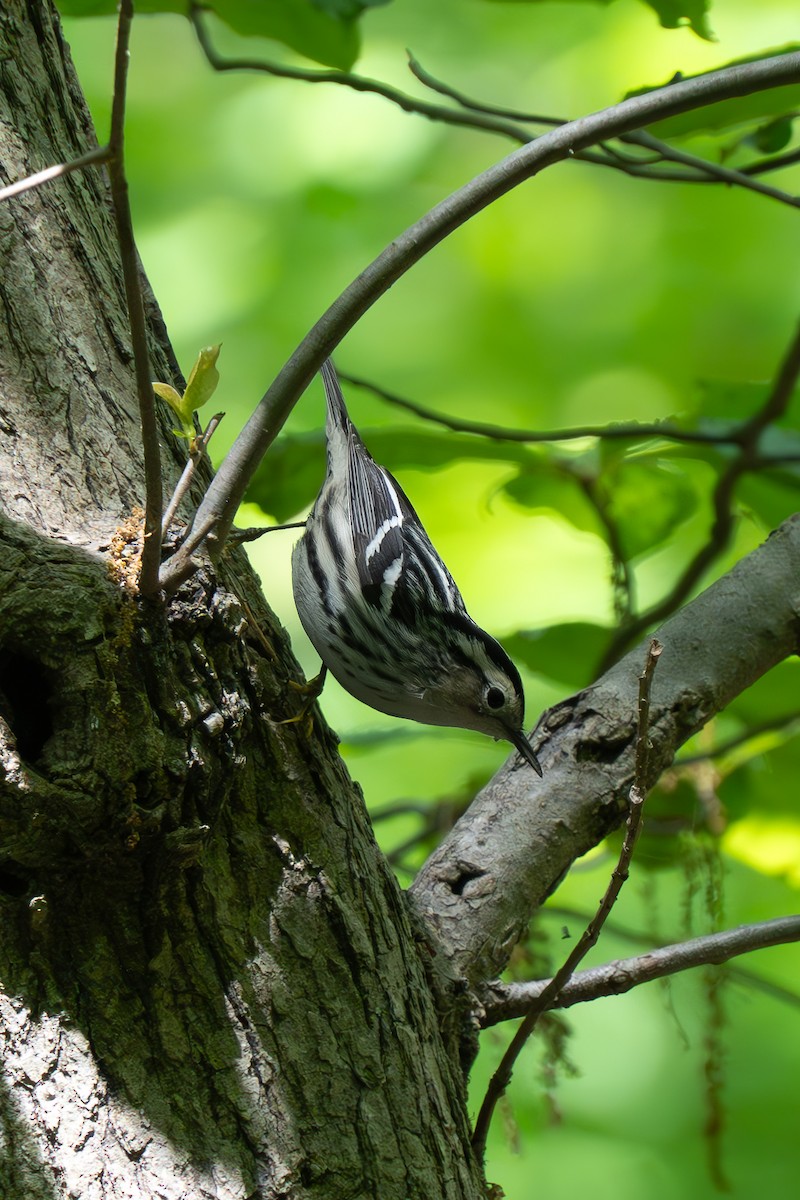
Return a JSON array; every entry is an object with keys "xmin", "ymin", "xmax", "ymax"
[
  {"xmin": 409, "ymin": 514, "xmax": 800, "ymax": 986},
  {"xmin": 743, "ymin": 145, "xmax": 800, "ymax": 176},
  {"xmin": 189, "ymin": 6, "xmax": 533, "ymax": 143},
  {"xmin": 407, "ymin": 55, "xmax": 800, "ymax": 209},
  {"xmin": 192, "ymin": 14, "xmax": 800, "ymax": 209},
  {"xmin": 337, "ymin": 371, "xmax": 743, "ymax": 446},
  {"xmin": 543, "ymin": 904, "xmax": 800, "ymax": 1010},
  {"xmin": 0, "ymin": 145, "xmax": 110, "ymax": 203},
  {"xmin": 158, "ymin": 50, "xmax": 800, "ymax": 590},
  {"xmin": 480, "ymin": 916, "xmax": 800, "ymax": 1024},
  {"xmin": 107, "ymin": 1, "xmax": 162, "ymax": 598},
  {"xmin": 161, "ymin": 412, "xmax": 224, "ymax": 539}
]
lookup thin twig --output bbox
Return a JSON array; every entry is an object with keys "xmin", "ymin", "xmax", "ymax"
[
  {"xmin": 107, "ymin": 1, "xmax": 162, "ymax": 598},
  {"xmin": 541, "ymin": 904, "xmax": 800, "ymax": 1011},
  {"xmin": 598, "ymin": 316, "xmax": 800, "ymax": 672},
  {"xmin": 0, "ymin": 145, "xmax": 111, "ymax": 203},
  {"xmin": 157, "ymin": 51, "xmax": 800, "ymax": 591},
  {"xmin": 408, "ymin": 56, "xmax": 800, "ymax": 209},
  {"xmin": 628, "ymin": 127, "xmax": 800, "ymax": 208},
  {"xmin": 481, "ymin": 915, "xmax": 800, "ymax": 1024},
  {"xmin": 575, "ymin": 476, "xmax": 635, "ymax": 621},
  {"xmin": 161, "ymin": 413, "xmax": 224, "ymax": 538},
  {"xmin": 338, "ymin": 371, "xmax": 743, "ymax": 447},
  {"xmin": 193, "ymin": 10, "xmax": 800, "ymax": 207},
  {"xmin": 189, "ymin": 12, "xmax": 695, "ymax": 184},
  {"xmin": 177, "ymin": 514, "xmax": 219, "ymax": 561},
  {"xmin": 677, "ymin": 710, "xmax": 800, "ymax": 764},
  {"xmin": 227, "ymin": 521, "xmax": 306, "ymax": 545},
  {"xmin": 742, "ymin": 145, "xmax": 800, "ymax": 176},
  {"xmin": 189, "ymin": 6, "xmax": 533, "ymax": 143},
  {"xmin": 471, "ymin": 639, "xmax": 663, "ymax": 1162}
]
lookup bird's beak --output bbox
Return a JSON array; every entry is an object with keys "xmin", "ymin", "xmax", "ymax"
[{"xmin": 506, "ymin": 726, "xmax": 543, "ymax": 777}]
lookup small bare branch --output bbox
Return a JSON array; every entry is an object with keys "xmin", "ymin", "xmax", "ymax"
[
  {"xmin": 0, "ymin": 145, "xmax": 110, "ymax": 203},
  {"xmin": 543, "ymin": 904, "xmax": 800, "ymax": 1010},
  {"xmin": 161, "ymin": 413, "xmax": 224, "ymax": 539},
  {"xmin": 189, "ymin": 6, "xmax": 532, "ymax": 143},
  {"xmin": 107, "ymin": 1, "xmax": 162, "ymax": 598},
  {"xmin": 227, "ymin": 522, "xmax": 306, "ymax": 545},
  {"xmin": 471, "ymin": 640, "xmax": 662, "ymax": 1162},
  {"xmin": 627, "ymin": 127, "xmax": 800, "ymax": 208},
  {"xmin": 337, "ymin": 371, "xmax": 744, "ymax": 446},
  {"xmin": 408, "ymin": 55, "xmax": 800, "ymax": 209},
  {"xmin": 743, "ymin": 145, "xmax": 800, "ymax": 176},
  {"xmin": 677, "ymin": 710, "xmax": 800, "ymax": 765},
  {"xmin": 481, "ymin": 915, "xmax": 800, "ymax": 1024}
]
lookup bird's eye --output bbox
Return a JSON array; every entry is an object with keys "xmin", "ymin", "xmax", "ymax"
[{"xmin": 486, "ymin": 686, "xmax": 505, "ymax": 710}]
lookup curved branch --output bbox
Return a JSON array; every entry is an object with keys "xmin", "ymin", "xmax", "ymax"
[
  {"xmin": 481, "ymin": 916, "xmax": 800, "ymax": 1024},
  {"xmin": 158, "ymin": 50, "xmax": 800, "ymax": 588}
]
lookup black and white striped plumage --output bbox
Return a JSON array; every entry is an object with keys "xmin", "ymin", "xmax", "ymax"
[{"xmin": 291, "ymin": 360, "xmax": 542, "ymax": 774}]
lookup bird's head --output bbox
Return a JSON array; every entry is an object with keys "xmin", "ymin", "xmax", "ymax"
[{"xmin": 419, "ymin": 622, "xmax": 543, "ymax": 775}]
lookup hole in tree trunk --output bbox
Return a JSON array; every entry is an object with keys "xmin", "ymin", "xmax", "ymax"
[
  {"xmin": 0, "ymin": 860, "xmax": 32, "ymax": 897},
  {"xmin": 0, "ymin": 648, "xmax": 54, "ymax": 763}
]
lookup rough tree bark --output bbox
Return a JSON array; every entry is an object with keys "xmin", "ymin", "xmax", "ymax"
[
  {"xmin": 0, "ymin": 5, "xmax": 483, "ymax": 1198},
  {"xmin": 1, "ymin": 4, "xmax": 798, "ymax": 1200}
]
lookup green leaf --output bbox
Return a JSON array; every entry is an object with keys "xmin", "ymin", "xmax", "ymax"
[
  {"xmin": 153, "ymin": 344, "xmax": 220, "ymax": 440},
  {"xmin": 153, "ymin": 381, "xmax": 194, "ymax": 439},
  {"xmin": 58, "ymin": 1, "xmax": 182, "ymax": 13},
  {"xmin": 56, "ymin": 0, "xmax": 384, "ymax": 69},
  {"xmin": 749, "ymin": 115, "xmax": 795, "ymax": 155},
  {"xmin": 738, "ymin": 473, "xmax": 800, "ymax": 534},
  {"xmin": 246, "ymin": 428, "xmax": 535, "ymax": 521},
  {"xmin": 503, "ymin": 449, "xmax": 698, "ymax": 557},
  {"xmin": 607, "ymin": 459, "xmax": 698, "ymax": 559},
  {"xmin": 502, "ymin": 468, "xmax": 604, "ymax": 536},
  {"xmin": 505, "ymin": 622, "xmax": 612, "ymax": 688},
  {"xmin": 313, "ymin": 0, "xmax": 390, "ymax": 17},
  {"xmin": 208, "ymin": 0, "xmax": 361, "ymax": 70},
  {"xmin": 247, "ymin": 432, "xmax": 325, "ymax": 521},
  {"xmin": 182, "ymin": 344, "xmax": 221, "ymax": 417},
  {"xmin": 729, "ymin": 661, "xmax": 800, "ymax": 726},
  {"xmin": 695, "ymin": 379, "xmax": 772, "ymax": 422},
  {"xmin": 639, "ymin": 0, "xmax": 712, "ymax": 40},
  {"xmin": 479, "ymin": 0, "xmax": 710, "ymax": 40}
]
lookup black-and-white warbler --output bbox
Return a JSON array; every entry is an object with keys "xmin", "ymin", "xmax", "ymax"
[{"xmin": 291, "ymin": 360, "xmax": 542, "ymax": 775}]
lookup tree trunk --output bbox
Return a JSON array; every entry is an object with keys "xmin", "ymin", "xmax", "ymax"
[{"xmin": 0, "ymin": 5, "xmax": 484, "ymax": 1197}]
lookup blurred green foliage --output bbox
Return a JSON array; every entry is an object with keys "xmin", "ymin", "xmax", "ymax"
[
  {"xmin": 59, "ymin": 0, "xmax": 800, "ymax": 1195},
  {"xmin": 57, "ymin": 0, "xmax": 390, "ymax": 68}
]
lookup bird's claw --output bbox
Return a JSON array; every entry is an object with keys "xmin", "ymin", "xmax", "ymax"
[{"xmin": 279, "ymin": 667, "xmax": 327, "ymax": 734}]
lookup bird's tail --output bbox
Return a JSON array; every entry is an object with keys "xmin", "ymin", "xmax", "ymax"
[{"xmin": 321, "ymin": 359, "xmax": 351, "ymax": 437}]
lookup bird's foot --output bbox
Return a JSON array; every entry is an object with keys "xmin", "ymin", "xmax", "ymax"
[{"xmin": 279, "ymin": 666, "xmax": 328, "ymax": 734}]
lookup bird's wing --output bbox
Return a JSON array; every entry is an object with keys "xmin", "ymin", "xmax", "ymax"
[
  {"xmin": 347, "ymin": 439, "xmax": 406, "ymax": 607},
  {"xmin": 348, "ymin": 440, "xmax": 464, "ymax": 619}
]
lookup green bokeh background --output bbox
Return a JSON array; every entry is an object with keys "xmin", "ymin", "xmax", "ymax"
[{"xmin": 59, "ymin": 1, "xmax": 800, "ymax": 1195}]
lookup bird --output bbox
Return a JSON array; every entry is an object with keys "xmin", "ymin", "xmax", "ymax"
[{"xmin": 290, "ymin": 360, "xmax": 542, "ymax": 775}]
